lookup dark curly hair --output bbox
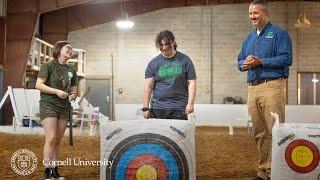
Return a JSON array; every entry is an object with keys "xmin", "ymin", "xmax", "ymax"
[{"xmin": 155, "ymin": 30, "xmax": 177, "ymax": 51}]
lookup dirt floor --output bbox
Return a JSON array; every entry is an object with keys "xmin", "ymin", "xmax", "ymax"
[{"xmin": 0, "ymin": 126, "xmax": 258, "ymax": 180}]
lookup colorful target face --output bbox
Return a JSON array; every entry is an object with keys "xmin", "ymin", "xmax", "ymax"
[
  {"xmin": 106, "ymin": 133, "xmax": 189, "ymax": 180},
  {"xmin": 285, "ymin": 139, "xmax": 320, "ymax": 173}
]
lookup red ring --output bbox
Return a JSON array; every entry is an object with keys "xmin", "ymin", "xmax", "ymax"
[
  {"xmin": 285, "ymin": 139, "xmax": 319, "ymax": 173},
  {"xmin": 126, "ymin": 154, "xmax": 168, "ymax": 180}
]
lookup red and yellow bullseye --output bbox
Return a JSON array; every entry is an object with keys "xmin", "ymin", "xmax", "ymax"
[
  {"xmin": 291, "ymin": 146, "xmax": 313, "ymax": 167},
  {"xmin": 126, "ymin": 154, "xmax": 168, "ymax": 180},
  {"xmin": 285, "ymin": 139, "xmax": 320, "ymax": 173}
]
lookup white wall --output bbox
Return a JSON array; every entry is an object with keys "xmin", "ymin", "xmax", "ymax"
[
  {"xmin": 115, "ymin": 104, "xmax": 320, "ymax": 126},
  {"xmin": 68, "ymin": 1, "xmax": 320, "ymax": 105}
]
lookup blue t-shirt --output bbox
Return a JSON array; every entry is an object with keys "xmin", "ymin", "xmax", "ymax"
[
  {"xmin": 237, "ymin": 21, "xmax": 292, "ymax": 83},
  {"xmin": 145, "ymin": 51, "xmax": 197, "ymax": 110}
]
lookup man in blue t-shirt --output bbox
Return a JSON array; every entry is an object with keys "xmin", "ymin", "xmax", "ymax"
[
  {"xmin": 237, "ymin": 0, "xmax": 292, "ymax": 180},
  {"xmin": 143, "ymin": 30, "xmax": 197, "ymax": 120}
]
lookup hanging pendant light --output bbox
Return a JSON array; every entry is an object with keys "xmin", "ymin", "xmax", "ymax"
[
  {"xmin": 294, "ymin": 1, "xmax": 311, "ymax": 28},
  {"xmin": 116, "ymin": 12, "xmax": 134, "ymax": 29},
  {"xmin": 312, "ymin": 78, "xmax": 318, "ymax": 83},
  {"xmin": 294, "ymin": 12, "xmax": 311, "ymax": 28},
  {"xmin": 116, "ymin": 0, "xmax": 134, "ymax": 30}
]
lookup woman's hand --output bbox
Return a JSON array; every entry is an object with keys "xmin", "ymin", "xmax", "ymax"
[
  {"xmin": 56, "ymin": 90, "xmax": 69, "ymax": 99},
  {"xmin": 69, "ymin": 93, "xmax": 76, "ymax": 101}
]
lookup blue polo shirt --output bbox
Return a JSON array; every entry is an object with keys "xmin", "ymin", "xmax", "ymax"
[{"xmin": 237, "ymin": 22, "xmax": 292, "ymax": 83}]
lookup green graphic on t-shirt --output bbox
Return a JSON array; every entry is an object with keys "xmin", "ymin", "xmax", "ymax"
[{"xmin": 158, "ymin": 62, "xmax": 182, "ymax": 79}]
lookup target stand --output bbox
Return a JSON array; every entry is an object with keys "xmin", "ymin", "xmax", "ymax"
[
  {"xmin": 100, "ymin": 119, "xmax": 196, "ymax": 180},
  {"xmin": 271, "ymin": 121, "xmax": 320, "ymax": 180}
]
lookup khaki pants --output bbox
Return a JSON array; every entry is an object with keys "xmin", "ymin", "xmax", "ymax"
[{"xmin": 247, "ymin": 79, "xmax": 286, "ymax": 180}]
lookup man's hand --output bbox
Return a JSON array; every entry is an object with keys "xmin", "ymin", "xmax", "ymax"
[
  {"xmin": 143, "ymin": 111, "xmax": 150, "ymax": 119},
  {"xmin": 241, "ymin": 55, "xmax": 254, "ymax": 70},
  {"xmin": 185, "ymin": 103, "xmax": 194, "ymax": 115},
  {"xmin": 242, "ymin": 55, "xmax": 262, "ymax": 69}
]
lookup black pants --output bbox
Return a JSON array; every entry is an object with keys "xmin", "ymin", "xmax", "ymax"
[{"xmin": 150, "ymin": 109, "xmax": 188, "ymax": 120}]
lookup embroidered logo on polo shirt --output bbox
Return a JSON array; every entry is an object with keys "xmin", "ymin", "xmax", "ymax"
[{"xmin": 265, "ymin": 31, "xmax": 274, "ymax": 38}]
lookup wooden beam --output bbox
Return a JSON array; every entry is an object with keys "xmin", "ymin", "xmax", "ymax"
[
  {"xmin": 39, "ymin": 0, "xmax": 95, "ymax": 13},
  {"xmin": 43, "ymin": 0, "xmax": 311, "ymax": 33},
  {"xmin": 7, "ymin": 0, "xmax": 38, "ymax": 14},
  {"xmin": 5, "ymin": 13, "xmax": 38, "ymax": 88}
]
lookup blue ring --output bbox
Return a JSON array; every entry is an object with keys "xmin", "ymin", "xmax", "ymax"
[
  {"xmin": 115, "ymin": 143, "xmax": 179, "ymax": 180},
  {"xmin": 106, "ymin": 133, "xmax": 189, "ymax": 180}
]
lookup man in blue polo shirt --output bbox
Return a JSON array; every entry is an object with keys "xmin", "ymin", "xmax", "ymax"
[{"xmin": 237, "ymin": 0, "xmax": 292, "ymax": 180}]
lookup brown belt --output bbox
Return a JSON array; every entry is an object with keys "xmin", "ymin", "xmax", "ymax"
[{"xmin": 248, "ymin": 77, "xmax": 285, "ymax": 86}]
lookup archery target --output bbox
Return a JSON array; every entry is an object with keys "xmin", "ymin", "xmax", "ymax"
[
  {"xmin": 100, "ymin": 119, "xmax": 195, "ymax": 180},
  {"xmin": 285, "ymin": 140, "xmax": 319, "ymax": 173},
  {"xmin": 271, "ymin": 123, "xmax": 320, "ymax": 180}
]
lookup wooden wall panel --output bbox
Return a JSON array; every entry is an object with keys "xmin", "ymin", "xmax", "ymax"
[
  {"xmin": 0, "ymin": 18, "xmax": 5, "ymax": 66},
  {"xmin": 7, "ymin": 0, "xmax": 37, "ymax": 14}
]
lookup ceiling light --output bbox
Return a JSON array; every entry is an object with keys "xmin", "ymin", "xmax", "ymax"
[
  {"xmin": 116, "ymin": 12, "xmax": 134, "ymax": 29},
  {"xmin": 312, "ymin": 78, "xmax": 318, "ymax": 83},
  {"xmin": 294, "ymin": 12, "xmax": 311, "ymax": 28}
]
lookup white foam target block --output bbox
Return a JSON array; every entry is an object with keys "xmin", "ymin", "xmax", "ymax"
[
  {"xmin": 12, "ymin": 88, "xmax": 29, "ymax": 117},
  {"xmin": 285, "ymin": 105, "xmax": 320, "ymax": 123},
  {"xmin": 115, "ymin": 104, "xmax": 142, "ymax": 121},
  {"xmin": 25, "ymin": 89, "xmax": 40, "ymax": 116},
  {"xmin": 271, "ymin": 123, "xmax": 320, "ymax": 180},
  {"xmin": 100, "ymin": 119, "xmax": 196, "ymax": 180}
]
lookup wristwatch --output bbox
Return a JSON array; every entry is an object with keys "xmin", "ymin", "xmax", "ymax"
[{"xmin": 141, "ymin": 107, "xmax": 150, "ymax": 112}]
